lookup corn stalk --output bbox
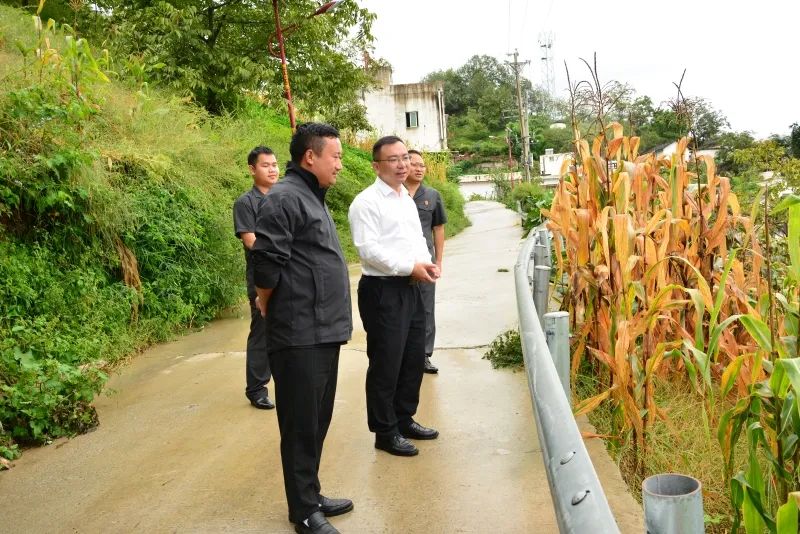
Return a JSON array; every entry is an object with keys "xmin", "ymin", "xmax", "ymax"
[{"xmin": 546, "ymin": 124, "xmax": 766, "ymax": 474}]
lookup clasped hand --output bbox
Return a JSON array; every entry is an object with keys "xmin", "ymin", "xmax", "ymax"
[{"xmin": 411, "ymin": 262, "xmax": 440, "ymax": 283}]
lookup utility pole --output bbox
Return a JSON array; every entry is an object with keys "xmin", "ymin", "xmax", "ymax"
[{"xmin": 507, "ymin": 49, "xmax": 531, "ymax": 182}]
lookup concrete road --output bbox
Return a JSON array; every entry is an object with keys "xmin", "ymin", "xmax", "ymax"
[{"xmin": 0, "ymin": 201, "xmax": 642, "ymax": 533}]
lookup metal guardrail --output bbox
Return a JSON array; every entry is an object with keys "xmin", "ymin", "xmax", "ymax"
[{"xmin": 515, "ymin": 228, "xmax": 620, "ymax": 533}]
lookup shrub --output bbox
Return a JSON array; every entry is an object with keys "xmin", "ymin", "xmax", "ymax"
[
  {"xmin": 483, "ymin": 329, "xmax": 523, "ymax": 369},
  {"xmin": 492, "ymin": 177, "xmax": 554, "ymax": 234},
  {"xmin": 512, "ymin": 182, "xmax": 554, "ymax": 234}
]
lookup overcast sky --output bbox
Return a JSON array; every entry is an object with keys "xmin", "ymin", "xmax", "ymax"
[{"xmin": 358, "ymin": 0, "xmax": 798, "ymax": 140}]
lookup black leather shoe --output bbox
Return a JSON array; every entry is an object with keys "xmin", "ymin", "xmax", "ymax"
[
  {"xmin": 319, "ymin": 495, "xmax": 353, "ymax": 517},
  {"xmin": 375, "ymin": 434, "xmax": 419, "ymax": 456},
  {"xmin": 250, "ymin": 396, "xmax": 275, "ymax": 410},
  {"xmin": 424, "ymin": 356, "xmax": 438, "ymax": 374},
  {"xmin": 400, "ymin": 421, "xmax": 439, "ymax": 440},
  {"xmin": 294, "ymin": 510, "xmax": 339, "ymax": 534}
]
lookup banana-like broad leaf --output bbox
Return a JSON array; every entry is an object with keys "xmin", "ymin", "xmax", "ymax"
[
  {"xmin": 741, "ymin": 315, "xmax": 787, "ymax": 358},
  {"xmin": 721, "ymin": 355, "xmax": 745, "ymax": 399},
  {"xmin": 775, "ymin": 492, "xmax": 800, "ymax": 534},
  {"xmin": 684, "ymin": 288, "xmax": 706, "ymax": 349},
  {"xmin": 711, "ymin": 248, "xmax": 741, "ymax": 328},
  {"xmin": 683, "ymin": 340, "xmax": 712, "ymax": 389},
  {"xmin": 573, "ymin": 385, "xmax": 617, "ymax": 417},
  {"xmin": 708, "ymin": 314, "xmax": 744, "ymax": 363},
  {"xmin": 777, "ymin": 359, "xmax": 800, "ymax": 423}
]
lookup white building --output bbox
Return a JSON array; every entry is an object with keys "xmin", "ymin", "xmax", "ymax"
[
  {"xmin": 655, "ymin": 141, "xmax": 719, "ymax": 161},
  {"xmin": 360, "ymin": 67, "xmax": 447, "ymax": 152},
  {"xmin": 539, "ymin": 149, "xmax": 573, "ymax": 187},
  {"xmin": 457, "ymin": 172, "xmax": 522, "ymax": 200}
]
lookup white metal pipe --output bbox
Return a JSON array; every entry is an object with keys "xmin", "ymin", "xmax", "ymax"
[
  {"xmin": 642, "ymin": 474, "xmax": 703, "ymax": 533},
  {"xmin": 514, "ymin": 230, "xmax": 619, "ymax": 533},
  {"xmin": 533, "ymin": 265, "xmax": 551, "ymax": 327},
  {"xmin": 544, "ymin": 311, "xmax": 571, "ymax": 404}
]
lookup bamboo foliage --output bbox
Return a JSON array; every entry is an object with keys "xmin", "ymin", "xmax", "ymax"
[{"xmin": 544, "ymin": 125, "xmax": 767, "ymax": 463}]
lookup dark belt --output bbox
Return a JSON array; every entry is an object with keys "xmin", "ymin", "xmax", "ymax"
[{"xmin": 362, "ymin": 275, "xmax": 417, "ymax": 286}]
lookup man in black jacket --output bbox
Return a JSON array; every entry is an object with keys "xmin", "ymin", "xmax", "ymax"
[{"xmin": 252, "ymin": 123, "xmax": 352, "ymax": 534}]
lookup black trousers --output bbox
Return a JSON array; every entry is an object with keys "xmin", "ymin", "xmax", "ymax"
[
  {"xmin": 270, "ymin": 344, "xmax": 340, "ymax": 524},
  {"xmin": 358, "ymin": 276, "xmax": 426, "ymax": 436},
  {"xmin": 419, "ymin": 281, "xmax": 436, "ymax": 357},
  {"xmin": 246, "ymin": 297, "xmax": 271, "ymax": 400}
]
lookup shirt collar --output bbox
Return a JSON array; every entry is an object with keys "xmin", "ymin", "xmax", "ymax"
[
  {"xmin": 374, "ymin": 176, "xmax": 408, "ymax": 198},
  {"xmin": 412, "ymin": 183, "xmax": 427, "ymax": 200},
  {"xmin": 250, "ymin": 185, "xmax": 266, "ymax": 199},
  {"xmin": 287, "ymin": 162, "xmax": 327, "ymax": 204}
]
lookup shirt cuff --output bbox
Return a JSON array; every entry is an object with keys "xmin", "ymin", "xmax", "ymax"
[
  {"xmin": 398, "ymin": 259, "xmax": 415, "ymax": 276},
  {"xmin": 253, "ymin": 259, "xmax": 282, "ymax": 289}
]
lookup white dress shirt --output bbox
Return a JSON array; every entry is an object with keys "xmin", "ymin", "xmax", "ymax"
[{"xmin": 348, "ymin": 177, "xmax": 432, "ymax": 276}]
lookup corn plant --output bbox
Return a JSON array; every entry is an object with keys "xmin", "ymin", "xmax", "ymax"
[
  {"xmin": 718, "ymin": 195, "xmax": 800, "ymax": 532},
  {"xmin": 545, "ymin": 124, "xmax": 767, "ymax": 473}
]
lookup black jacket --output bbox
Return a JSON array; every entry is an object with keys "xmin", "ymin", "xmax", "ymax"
[{"xmin": 251, "ymin": 163, "xmax": 352, "ymax": 351}]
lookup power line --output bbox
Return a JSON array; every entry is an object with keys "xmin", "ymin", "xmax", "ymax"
[
  {"xmin": 507, "ymin": 0, "xmax": 512, "ymax": 53},
  {"xmin": 518, "ymin": 0, "xmax": 529, "ymax": 44},
  {"xmin": 541, "ymin": 0, "xmax": 555, "ymax": 29}
]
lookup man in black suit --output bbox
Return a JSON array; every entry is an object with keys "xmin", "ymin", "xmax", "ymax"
[{"xmin": 252, "ymin": 123, "xmax": 353, "ymax": 534}]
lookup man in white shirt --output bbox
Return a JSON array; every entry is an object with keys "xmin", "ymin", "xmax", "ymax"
[{"xmin": 348, "ymin": 136, "xmax": 441, "ymax": 457}]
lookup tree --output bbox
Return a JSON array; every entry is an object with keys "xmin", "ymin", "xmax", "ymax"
[
  {"xmin": 715, "ymin": 130, "xmax": 755, "ymax": 176},
  {"xmin": 527, "ymin": 86, "xmax": 561, "ymax": 119},
  {"xmin": 425, "ymin": 55, "xmax": 525, "ymax": 132},
  {"xmin": 528, "ymin": 114, "xmax": 572, "ymax": 157},
  {"xmin": 650, "ymin": 108, "xmax": 685, "ymax": 142},
  {"xmin": 789, "ymin": 122, "xmax": 800, "ymax": 158},
  {"xmin": 621, "ymin": 96, "xmax": 655, "ymax": 137},
  {"xmin": 733, "ymin": 140, "xmax": 800, "ymax": 193},
  {"xmin": 690, "ymin": 99, "xmax": 729, "ymax": 147},
  {"xmin": 86, "ymin": 0, "xmax": 376, "ymax": 120}
]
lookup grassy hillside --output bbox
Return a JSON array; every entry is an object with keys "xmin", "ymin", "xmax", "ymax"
[{"xmin": 0, "ymin": 5, "xmax": 467, "ymax": 463}]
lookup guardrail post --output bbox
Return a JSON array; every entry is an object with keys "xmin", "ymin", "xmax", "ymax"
[
  {"xmin": 642, "ymin": 474, "xmax": 703, "ymax": 534},
  {"xmin": 537, "ymin": 228, "xmax": 551, "ymax": 266},
  {"xmin": 533, "ymin": 265, "xmax": 551, "ymax": 326},
  {"xmin": 544, "ymin": 311, "xmax": 571, "ymax": 403},
  {"xmin": 515, "ymin": 225, "xmax": 619, "ymax": 533},
  {"xmin": 533, "ymin": 243, "xmax": 548, "ymax": 268}
]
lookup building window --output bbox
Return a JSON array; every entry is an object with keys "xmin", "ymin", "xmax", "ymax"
[{"xmin": 405, "ymin": 111, "xmax": 419, "ymax": 129}]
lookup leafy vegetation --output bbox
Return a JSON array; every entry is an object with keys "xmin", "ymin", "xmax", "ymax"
[
  {"xmin": 9, "ymin": 0, "xmax": 378, "ymax": 126},
  {"xmin": 544, "ymin": 103, "xmax": 800, "ymax": 531},
  {"xmin": 483, "ymin": 329, "xmax": 523, "ymax": 369},
  {"xmin": 0, "ymin": 4, "xmax": 468, "ymax": 464},
  {"xmin": 492, "ymin": 178, "xmax": 553, "ymax": 235}
]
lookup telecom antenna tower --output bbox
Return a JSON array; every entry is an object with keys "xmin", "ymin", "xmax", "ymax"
[{"xmin": 538, "ymin": 32, "xmax": 555, "ymax": 99}]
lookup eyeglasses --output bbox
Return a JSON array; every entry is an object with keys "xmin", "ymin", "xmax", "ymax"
[
  {"xmin": 410, "ymin": 162, "xmax": 426, "ymax": 168},
  {"xmin": 374, "ymin": 155, "xmax": 411, "ymax": 165}
]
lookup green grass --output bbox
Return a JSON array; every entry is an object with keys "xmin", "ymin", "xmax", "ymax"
[{"xmin": 574, "ymin": 372, "xmax": 758, "ymax": 533}]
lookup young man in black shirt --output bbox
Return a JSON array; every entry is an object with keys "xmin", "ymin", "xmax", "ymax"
[
  {"xmin": 405, "ymin": 150, "xmax": 447, "ymax": 374},
  {"xmin": 233, "ymin": 146, "xmax": 279, "ymax": 409}
]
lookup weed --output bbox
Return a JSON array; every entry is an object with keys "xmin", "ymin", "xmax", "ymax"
[{"xmin": 483, "ymin": 329, "xmax": 523, "ymax": 369}]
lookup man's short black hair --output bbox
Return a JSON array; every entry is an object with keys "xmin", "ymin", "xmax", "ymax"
[
  {"xmin": 248, "ymin": 146, "xmax": 274, "ymax": 166},
  {"xmin": 408, "ymin": 149, "xmax": 423, "ymax": 157},
  {"xmin": 372, "ymin": 135, "xmax": 404, "ymax": 161},
  {"xmin": 290, "ymin": 122, "xmax": 340, "ymax": 164}
]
